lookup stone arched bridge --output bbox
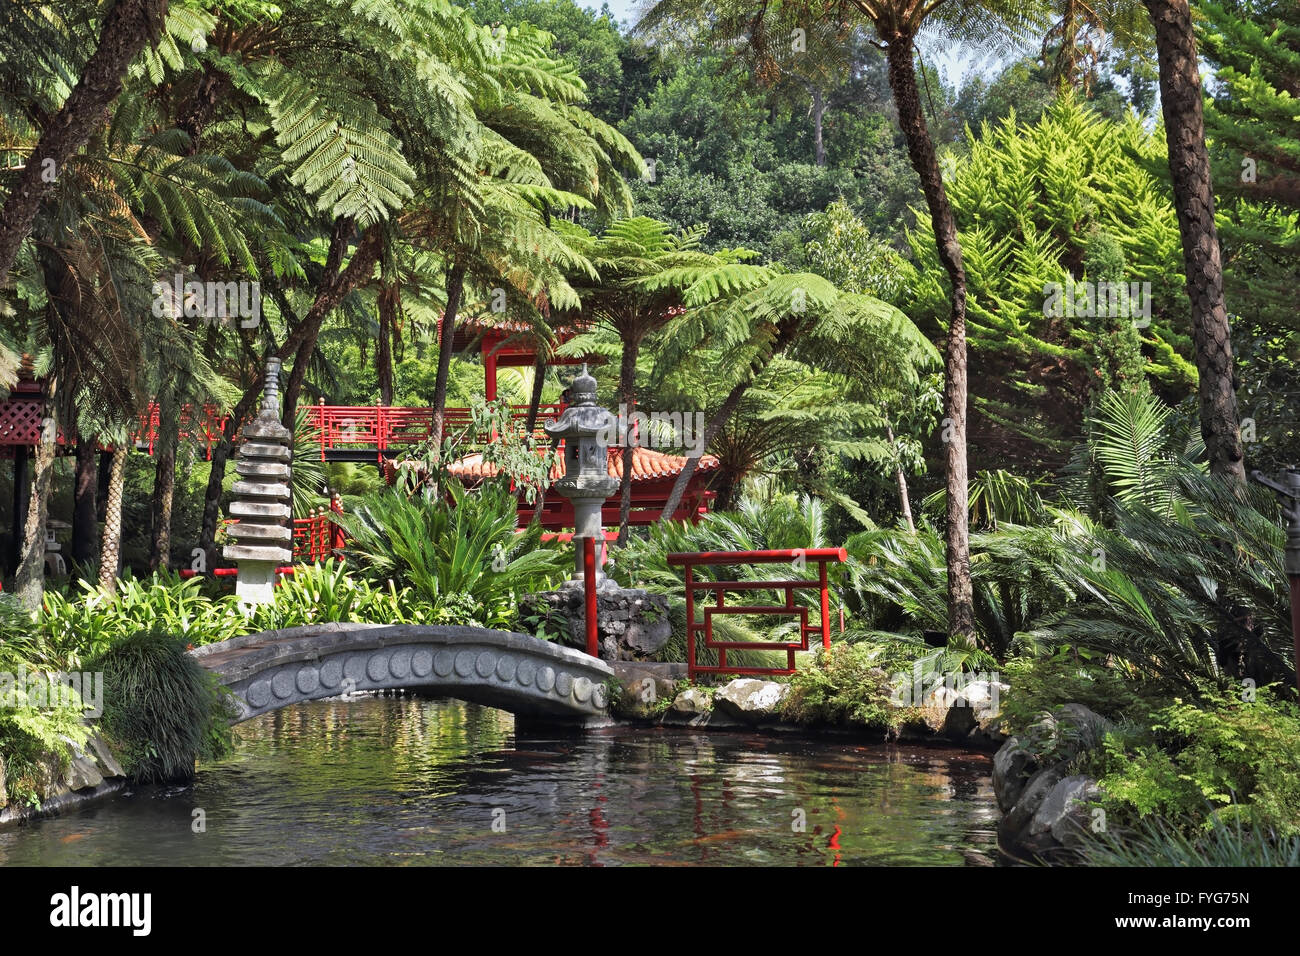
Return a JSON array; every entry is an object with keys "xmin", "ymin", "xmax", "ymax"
[{"xmin": 190, "ymin": 624, "xmax": 615, "ymax": 723}]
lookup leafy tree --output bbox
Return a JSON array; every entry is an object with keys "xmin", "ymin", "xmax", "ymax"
[{"xmin": 903, "ymin": 94, "xmax": 1192, "ymax": 472}]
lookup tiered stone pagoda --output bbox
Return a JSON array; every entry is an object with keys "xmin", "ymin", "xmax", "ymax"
[{"xmin": 224, "ymin": 358, "xmax": 293, "ymax": 605}]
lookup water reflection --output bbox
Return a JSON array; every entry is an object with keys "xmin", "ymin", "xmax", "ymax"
[{"xmin": 0, "ymin": 696, "xmax": 998, "ymax": 866}]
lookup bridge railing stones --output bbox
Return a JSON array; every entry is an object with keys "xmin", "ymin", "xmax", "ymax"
[{"xmin": 192, "ymin": 624, "xmax": 615, "ymax": 722}]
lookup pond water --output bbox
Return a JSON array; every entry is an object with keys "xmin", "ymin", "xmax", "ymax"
[{"xmin": 0, "ymin": 696, "xmax": 1000, "ymax": 866}]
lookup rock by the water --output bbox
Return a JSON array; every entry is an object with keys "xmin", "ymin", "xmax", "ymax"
[
  {"xmin": 616, "ymin": 677, "xmax": 661, "ymax": 719},
  {"xmin": 997, "ymin": 764, "xmax": 1064, "ymax": 850},
  {"xmin": 86, "ymin": 734, "xmax": 126, "ymax": 779},
  {"xmin": 1033, "ymin": 703, "xmax": 1113, "ymax": 759},
  {"xmin": 63, "ymin": 753, "xmax": 104, "ymax": 792},
  {"xmin": 956, "ymin": 680, "xmax": 1008, "ymax": 721},
  {"xmin": 671, "ymin": 688, "xmax": 712, "ymax": 715},
  {"xmin": 1024, "ymin": 775, "xmax": 1103, "ymax": 855},
  {"xmin": 992, "ymin": 737, "xmax": 1035, "ymax": 811},
  {"xmin": 713, "ymin": 679, "xmax": 788, "ymax": 721}
]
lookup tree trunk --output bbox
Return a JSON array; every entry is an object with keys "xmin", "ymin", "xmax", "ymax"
[
  {"xmin": 199, "ymin": 384, "xmax": 261, "ymax": 563},
  {"xmin": 9, "ymin": 447, "xmax": 28, "ymax": 576},
  {"xmin": 272, "ymin": 220, "xmax": 380, "ymax": 428},
  {"xmin": 149, "ymin": 402, "xmax": 177, "ymax": 571},
  {"xmin": 885, "ymin": 35, "xmax": 975, "ymax": 641},
  {"xmin": 14, "ymin": 408, "xmax": 57, "ymax": 612},
  {"xmin": 886, "ymin": 421, "xmax": 916, "ymax": 533},
  {"xmin": 72, "ymin": 437, "xmax": 99, "ymax": 568},
  {"xmin": 615, "ymin": 337, "xmax": 640, "ymax": 546},
  {"xmin": 99, "ymin": 445, "xmax": 127, "ymax": 591},
  {"xmin": 282, "ymin": 335, "xmax": 313, "ymax": 424},
  {"xmin": 1145, "ymin": 0, "xmax": 1245, "ymax": 485},
  {"xmin": 660, "ymin": 375, "xmax": 751, "ymax": 522},
  {"xmin": 524, "ymin": 351, "xmax": 546, "ymax": 435},
  {"xmin": 0, "ymin": 0, "xmax": 169, "ymax": 286},
  {"xmin": 429, "ymin": 259, "xmax": 467, "ymax": 458},
  {"xmin": 377, "ymin": 281, "xmax": 397, "ymax": 406},
  {"xmin": 811, "ymin": 88, "xmax": 827, "ymax": 167}
]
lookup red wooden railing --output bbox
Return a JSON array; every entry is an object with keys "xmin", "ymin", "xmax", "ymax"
[
  {"xmin": 667, "ymin": 548, "xmax": 847, "ymax": 680},
  {"xmin": 123, "ymin": 401, "xmax": 564, "ymax": 460},
  {"xmin": 291, "ymin": 498, "xmax": 347, "ymax": 562},
  {"xmin": 133, "ymin": 403, "xmax": 229, "ymax": 457},
  {"xmin": 307, "ymin": 402, "xmax": 563, "ymax": 460},
  {"xmin": 181, "ymin": 498, "xmax": 346, "ymax": 578}
]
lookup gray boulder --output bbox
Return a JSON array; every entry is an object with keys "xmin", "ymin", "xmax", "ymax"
[
  {"xmin": 63, "ymin": 754, "xmax": 104, "ymax": 792},
  {"xmin": 997, "ymin": 764, "xmax": 1064, "ymax": 850},
  {"xmin": 1033, "ymin": 703, "xmax": 1113, "ymax": 760},
  {"xmin": 671, "ymin": 688, "xmax": 712, "ymax": 715},
  {"xmin": 713, "ymin": 679, "xmax": 789, "ymax": 722},
  {"xmin": 1023, "ymin": 775, "xmax": 1104, "ymax": 855},
  {"xmin": 86, "ymin": 734, "xmax": 126, "ymax": 779},
  {"xmin": 992, "ymin": 737, "xmax": 1036, "ymax": 811}
]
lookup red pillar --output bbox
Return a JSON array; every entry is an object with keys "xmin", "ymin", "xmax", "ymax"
[{"xmin": 583, "ymin": 535, "xmax": 598, "ymax": 658}]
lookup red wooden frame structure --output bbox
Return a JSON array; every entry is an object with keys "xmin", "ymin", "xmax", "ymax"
[{"xmin": 667, "ymin": 547, "xmax": 847, "ymax": 680}]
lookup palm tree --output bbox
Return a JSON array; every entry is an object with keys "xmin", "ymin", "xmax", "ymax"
[
  {"xmin": 650, "ymin": 261, "xmax": 937, "ymax": 525},
  {"xmin": 639, "ymin": 0, "xmax": 1047, "ymax": 640},
  {"xmin": 1041, "ymin": 0, "xmax": 1246, "ymax": 485},
  {"xmin": 1142, "ymin": 0, "xmax": 1245, "ymax": 484},
  {"xmin": 559, "ymin": 217, "xmax": 727, "ymax": 544}
]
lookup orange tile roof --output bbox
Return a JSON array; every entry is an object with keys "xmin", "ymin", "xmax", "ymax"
[{"xmin": 441, "ymin": 446, "xmax": 720, "ymax": 482}]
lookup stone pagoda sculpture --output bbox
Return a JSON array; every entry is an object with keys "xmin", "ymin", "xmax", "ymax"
[
  {"xmin": 544, "ymin": 365, "xmax": 619, "ymax": 587},
  {"xmin": 224, "ymin": 358, "xmax": 293, "ymax": 606}
]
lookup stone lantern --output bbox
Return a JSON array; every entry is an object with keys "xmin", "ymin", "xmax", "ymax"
[
  {"xmin": 544, "ymin": 365, "xmax": 618, "ymax": 585},
  {"xmin": 224, "ymin": 358, "xmax": 293, "ymax": 606}
]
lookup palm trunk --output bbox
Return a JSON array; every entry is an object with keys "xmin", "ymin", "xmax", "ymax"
[
  {"xmin": 429, "ymin": 259, "xmax": 467, "ymax": 458},
  {"xmin": 14, "ymin": 407, "xmax": 57, "ymax": 612},
  {"xmin": 885, "ymin": 35, "xmax": 975, "ymax": 641},
  {"xmin": 1144, "ymin": 0, "xmax": 1245, "ymax": 485},
  {"xmin": 616, "ymin": 337, "xmax": 640, "ymax": 546},
  {"xmin": 99, "ymin": 444, "xmax": 127, "ymax": 591},
  {"xmin": 149, "ymin": 402, "xmax": 177, "ymax": 571},
  {"xmin": 0, "ymin": 0, "xmax": 169, "ymax": 286},
  {"xmin": 72, "ymin": 436, "xmax": 99, "ymax": 568}
]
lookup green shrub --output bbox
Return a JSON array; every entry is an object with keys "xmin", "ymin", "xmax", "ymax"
[
  {"xmin": 1090, "ymin": 687, "xmax": 1300, "ymax": 835},
  {"xmin": 341, "ymin": 479, "xmax": 567, "ymax": 628},
  {"xmin": 781, "ymin": 642, "xmax": 921, "ymax": 733},
  {"xmin": 42, "ymin": 572, "xmax": 246, "ymax": 656},
  {"xmin": 93, "ymin": 628, "xmax": 235, "ymax": 783},
  {"xmin": 999, "ymin": 650, "xmax": 1162, "ymax": 736},
  {"xmin": 0, "ymin": 678, "xmax": 91, "ymax": 808}
]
